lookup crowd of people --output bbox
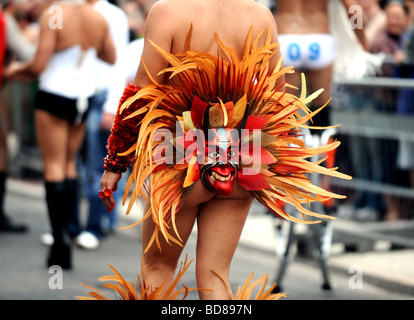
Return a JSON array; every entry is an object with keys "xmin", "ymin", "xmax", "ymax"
[
  {"xmin": 334, "ymin": 0, "xmax": 414, "ymax": 222},
  {"xmin": 0, "ymin": 0, "xmax": 413, "ymax": 273},
  {"xmin": 0, "ymin": 0, "xmax": 152, "ymax": 268},
  {"xmin": 269, "ymin": 0, "xmax": 414, "ymax": 223}
]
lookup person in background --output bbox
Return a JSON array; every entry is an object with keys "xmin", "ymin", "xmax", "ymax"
[
  {"xmin": 273, "ymin": 0, "xmax": 370, "ymax": 221},
  {"xmin": 0, "ymin": 0, "xmax": 36, "ymax": 232},
  {"xmin": 72, "ymin": 0, "xmax": 129, "ymax": 250},
  {"xmin": 359, "ymin": 0, "xmax": 387, "ymax": 51},
  {"xmin": 120, "ymin": 0, "xmax": 142, "ymax": 41},
  {"xmin": 273, "ymin": 0, "xmax": 368, "ymax": 132},
  {"xmin": 0, "ymin": 1, "xmax": 28, "ymax": 232},
  {"xmin": 2, "ymin": 0, "xmax": 36, "ymax": 62},
  {"xmin": 394, "ymin": 0, "xmax": 414, "ymax": 218},
  {"xmin": 5, "ymin": 0, "xmax": 115, "ymax": 269},
  {"xmin": 133, "ymin": 0, "xmax": 156, "ymax": 38},
  {"xmin": 370, "ymin": 0, "xmax": 410, "ymax": 221}
]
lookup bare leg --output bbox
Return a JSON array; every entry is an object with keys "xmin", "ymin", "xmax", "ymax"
[
  {"xmin": 36, "ymin": 110, "xmax": 70, "ymax": 181},
  {"xmin": 65, "ymin": 121, "xmax": 87, "ymax": 179},
  {"xmin": 141, "ymin": 180, "xmax": 213, "ymax": 295},
  {"xmin": 141, "ymin": 201, "xmax": 197, "ymax": 294},
  {"xmin": 141, "ymin": 178, "xmax": 252, "ymax": 300},
  {"xmin": 284, "ymin": 64, "xmax": 333, "ymax": 108},
  {"xmin": 196, "ymin": 195, "xmax": 253, "ymax": 299},
  {"xmin": 36, "ymin": 110, "xmax": 86, "ymax": 181},
  {"xmin": 306, "ymin": 64, "xmax": 333, "ymax": 107},
  {"xmin": 284, "ymin": 70, "xmax": 301, "ymax": 96}
]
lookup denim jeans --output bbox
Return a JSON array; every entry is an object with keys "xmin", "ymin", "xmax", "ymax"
[{"xmin": 82, "ymin": 91, "xmax": 119, "ymax": 238}]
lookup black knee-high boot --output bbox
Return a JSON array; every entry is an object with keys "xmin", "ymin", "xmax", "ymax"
[
  {"xmin": 65, "ymin": 178, "xmax": 81, "ymax": 238},
  {"xmin": 45, "ymin": 181, "xmax": 72, "ymax": 269}
]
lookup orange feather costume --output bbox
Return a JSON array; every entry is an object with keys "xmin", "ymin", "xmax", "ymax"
[
  {"xmin": 79, "ymin": 25, "xmax": 353, "ymax": 301},
  {"xmin": 106, "ymin": 26, "xmax": 351, "ymax": 253}
]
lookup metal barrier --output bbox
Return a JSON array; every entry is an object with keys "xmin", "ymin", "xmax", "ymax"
[
  {"xmin": 330, "ymin": 76, "xmax": 414, "ymax": 202},
  {"xmin": 273, "ymin": 127, "xmax": 337, "ymax": 292},
  {"xmin": 272, "ymin": 75, "xmax": 414, "ymax": 293}
]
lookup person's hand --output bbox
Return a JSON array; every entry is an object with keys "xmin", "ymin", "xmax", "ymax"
[
  {"xmin": 3, "ymin": 61, "xmax": 34, "ymax": 81},
  {"xmin": 100, "ymin": 170, "xmax": 122, "ymax": 212},
  {"xmin": 4, "ymin": 61, "xmax": 24, "ymax": 79}
]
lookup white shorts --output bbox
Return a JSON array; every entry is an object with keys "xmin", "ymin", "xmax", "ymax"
[{"xmin": 278, "ymin": 34, "xmax": 336, "ymax": 70}]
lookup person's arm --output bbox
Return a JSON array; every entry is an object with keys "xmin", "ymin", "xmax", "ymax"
[
  {"xmin": 342, "ymin": 0, "xmax": 369, "ymax": 50},
  {"xmin": 100, "ymin": 83, "xmax": 146, "ymax": 212},
  {"xmin": 101, "ymin": 40, "xmax": 144, "ymax": 131},
  {"xmin": 132, "ymin": 0, "xmax": 173, "ymax": 87},
  {"xmin": 5, "ymin": 13, "xmax": 36, "ymax": 62},
  {"xmin": 100, "ymin": 1, "xmax": 173, "ymax": 211},
  {"xmin": 97, "ymin": 24, "xmax": 116, "ymax": 65},
  {"xmin": 4, "ymin": 10, "xmax": 57, "ymax": 80}
]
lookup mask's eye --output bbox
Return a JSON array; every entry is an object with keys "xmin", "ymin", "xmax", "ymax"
[
  {"xmin": 207, "ymin": 151, "xmax": 220, "ymax": 159},
  {"xmin": 228, "ymin": 150, "xmax": 237, "ymax": 158}
]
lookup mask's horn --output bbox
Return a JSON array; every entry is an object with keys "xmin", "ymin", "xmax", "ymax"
[
  {"xmin": 236, "ymin": 102, "xmax": 249, "ymax": 138},
  {"xmin": 203, "ymin": 102, "xmax": 211, "ymax": 134}
]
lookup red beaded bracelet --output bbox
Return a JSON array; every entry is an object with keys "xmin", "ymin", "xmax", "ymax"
[{"xmin": 103, "ymin": 154, "xmax": 130, "ymax": 173}]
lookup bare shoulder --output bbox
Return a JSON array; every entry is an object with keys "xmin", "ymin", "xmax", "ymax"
[
  {"xmin": 242, "ymin": 0, "xmax": 276, "ymax": 28},
  {"xmin": 80, "ymin": 4, "xmax": 107, "ymax": 24},
  {"xmin": 36, "ymin": 5, "xmax": 63, "ymax": 38},
  {"xmin": 232, "ymin": 0, "xmax": 277, "ymax": 43},
  {"xmin": 144, "ymin": 0, "xmax": 183, "ymax": 35},
  {"xmin": 37, "ymin": 4, "xmax": 55, "ymax": 25},
  {"xmin": 146, "ymin": 0, "xmax": 180, "ymax": 21},
  {"xmin": 242, "ymin": 0, "xmax": 272, "ymax": 12},
  {"xmin": 147, "ymin": 0, "xmax": 275, "ymax": 30}
]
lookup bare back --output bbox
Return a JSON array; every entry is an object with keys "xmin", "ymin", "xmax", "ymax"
[
  {"xmin": 274, "ymin": 0, "xmax": 367, "ymax": 50},
  {"xmin": 275, "ymin": 0, "xmax": 330, "ymax": 34},
  {"xmin": 52, "ymin": 3, "xmax": 109, "ymax": 52},
  {"xmin": 134, "ymin": 0, "xmax": 281, "ymax": 87},
  {"xmin": 132, "ymin": 0, "xmax": 283, "ymax": 203},
  {"xmin": 28, "ymin": 2, "xmax": 114, "ymax": 75}
]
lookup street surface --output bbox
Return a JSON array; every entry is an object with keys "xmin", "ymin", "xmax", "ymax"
[{"xmin": 0, "ymin": 179, "xmax": 413, "ymax": 301}]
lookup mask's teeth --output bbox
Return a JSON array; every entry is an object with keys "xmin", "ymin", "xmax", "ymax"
[
  {"xmin": 209, "ymin": 173, "xmax": 216, "ymax": 184},
  {"xmin": 211, "ymin": 171, "xmax": 231, "ymax": 182}
]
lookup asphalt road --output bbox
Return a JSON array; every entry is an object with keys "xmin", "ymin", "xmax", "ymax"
[{"xmin": 0, "ymin": 179, "xmax": 413, "ymax": 301}]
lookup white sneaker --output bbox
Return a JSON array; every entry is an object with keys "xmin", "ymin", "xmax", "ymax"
[
  {"xmin": 75, "ymin": 231, "xmax": 100, "ymax": 250},
  {"xmin": 40, "ymin": 232, "xmax": 54, "ymax": 246}
]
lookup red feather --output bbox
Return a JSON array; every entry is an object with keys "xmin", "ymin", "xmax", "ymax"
[
  {"xmin": 237, "ymin": 169, "xmax": 270, "ymax": 190},
  {"xmin": 190, "ymin": 96, "xmax": 208, "ymax": 128},
  {"xmin": 244, "ymin": 116, "xmax": 266, "ymax": 132}
]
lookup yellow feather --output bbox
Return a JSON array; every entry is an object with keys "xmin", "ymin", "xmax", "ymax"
[{"xmin": 231, "ymin": 94, "xmax": 247, "ymax": 127}]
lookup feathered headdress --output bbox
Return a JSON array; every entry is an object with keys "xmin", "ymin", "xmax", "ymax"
[{"xmin": 117, "ymin": 26, "xmax": 351, "ymax": 252}]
